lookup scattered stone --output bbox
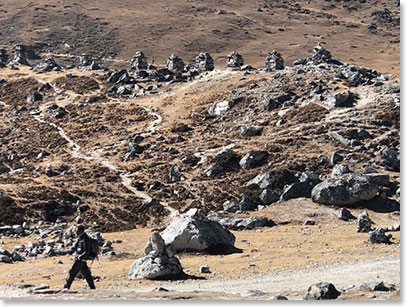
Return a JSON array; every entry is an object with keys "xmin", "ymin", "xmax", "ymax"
[
  {"xmin": 204, "ymin": 149, "xmax": 240, "ymax": 177},
  {"xmin": 263, "ymin": 98, "xmax": 278, "ymax": 111},
  {"xmin": 219, "ymin": 217, "xmax": 275, "ymax": 230},
  {"xmin": 200, "ymin": 265, "xmax": 211, "ymax": 273},
  {"xmin": 356, "ymin": 211, "xmax": 373, "ymax": 233},
  {"xmin": 304, "ymin": 282, "xmax": 341, "ymax": 300},
  {"xmin": 240, "ymin": 126, "xmax": 262, "ymax": 136},
  {"xmin": 161, "ymin": 209, "xmax": 236, "ymax": 253},
  {"xmin": 379, "ymin": 147, "xmax": 400, "ymax": 172},
  {"xmin": 129, "ymin": 231, "xmax": 183, "ymax": 280},
  {"xmin": 0, "ymin": 49, "xmax": 8, "ymax": 67},
  {"xmin": 26, "ymin": 92, "xmax": 43, "ymax": 105},
  {"xmin": 222, "ymin": 200, "xmax": 240, "ymax": 213},
  {"xmin": 335, "ymin": 208, "xmax": 356, "ymax": 221},
  {"xmin": 0, "ymin": 254, "xmax": 11, "ymax": 263},
  {"xmin": 368, "ymin": 228, "xmax": 392, "ymax": 244},
  {"xmin": 33, "ymin": 58, "xmax": 61, "ymax": 73},
  {"xmin": 331, "ymin": 152, "xmax": 344, "ymax": 166},
  {"xmin": 326, "ymin": 91, "xmax": 356, "ymax": 107},
  {"xmin": 265, "ymin": 50, "xmax": 284, "ymax": 71},
  {"xmin": 272, "ymin": 295, "xmax": 288, "ymax": 300},
  {"xmin": 359, "ymin": 281, "xmax": 390, "ymax": 292},
  {"xmin": 78, "ymin": 54, "xmax": 100, "ymax": 70},
  {"xmin": 239, "ymin": 151, "xmax": 269, "ymax": 169},
  {"xmin": 331, "ymin": 164, "xmax": 350, "ymax": 177},
  {"xmin": 208, "ymin": 98, "xmax": 239, "ymax": 116},
  {"xmin": 304, "ymin": 220, "xmax": 316, "ymax": 226},
  {"xmin": 242, "ymin": 289, "xmax": 267, "ymax": 297}
]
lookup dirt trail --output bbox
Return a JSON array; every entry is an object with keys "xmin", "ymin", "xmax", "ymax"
[{"xmin": 0, "ymin": 256, "xmax": 399, "ymax": 300}]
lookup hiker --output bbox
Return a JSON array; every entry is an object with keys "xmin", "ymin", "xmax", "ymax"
[{"xmin": 64, "ymin": 225, "xmax": 96, "ymax": 289}]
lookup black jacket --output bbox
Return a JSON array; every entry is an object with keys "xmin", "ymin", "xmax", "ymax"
[{"xmin": 74, "ymin": 232, "xmax": 91, "ymax": 261}]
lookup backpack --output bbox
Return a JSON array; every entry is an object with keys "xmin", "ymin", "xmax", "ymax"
[{"xmin": 88, "ymin": 237, "xmax": 100, "ymax": 261}]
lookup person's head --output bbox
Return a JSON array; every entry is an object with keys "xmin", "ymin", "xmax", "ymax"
[{"xmin": 76, "ymin": 225, "xmax": 85, "ymax": 237}]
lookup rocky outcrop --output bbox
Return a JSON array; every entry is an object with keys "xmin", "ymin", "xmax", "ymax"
[
  {"xmin": 129, "ymin": 231, "xmax": 183, "ymax": 280},
  {"xmin": 161, "ymin": 209, "xmax": 236, "ymax": 253},
  {"xmin": 311, "ymin": 174, "xmax": 379, "ymax": 206},
  {"xmin": 304, "ymin": 282, "xmax": 341, "ymax": 300}
]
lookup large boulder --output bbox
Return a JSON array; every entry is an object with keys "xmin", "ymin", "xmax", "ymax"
[
  {"xmin": 311, "ymin": 174, "xmax": 379, "ymax": 206},
  {"xmin": 161, "ymin": 209, "xmax": 236, "ymax": 253},
  {"xmin": 304, "ymin": 282, "xmax": 341, "ymax": 300},
  {"xmin": 129, "ymin": 231, "xmax": 183, "ymax": 280},
  {"xmin": 204, "ymin": 148, "xmax": 240, "ymax": 177},
  {"xmin": 280, "ymin": 181, "xmax": 312, "ymax": 201}
]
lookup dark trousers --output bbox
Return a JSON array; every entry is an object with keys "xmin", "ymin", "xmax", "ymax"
[{"xmin": 65, "ymin": 259, "xmax": 95, "ymax": 289}]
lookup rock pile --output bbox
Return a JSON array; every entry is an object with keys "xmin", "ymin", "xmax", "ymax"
[
  {"xmin": 128, "ymin": 231, "xmax": 183, "ymax": 280},
  {"xmin": 304, "ymin": 282, "xmax": 341, "ymax": 300},
  {"xmin": 33, "ymin": 58, "xmax": 61, "ymax": 73},
  {"xmin": 195, "ymin": 52, "xmax": 214, "ymax": 71},
  {"xmin": 130, "ymin": 51, "xmax": 148, "ymax": 71},
  {"xmin": 0, "ymin": 223, "xmax": 114, "ymax": 262},
  {"xmin": 265, "ymin": 50, "xmax": 284, "ymax": 71},
  {"xmin": 166, "ymin": 54, "xmax": 185, "ymax": 73},
  {"xmin": 78, "ymin": 54, "xmax": 100, "ymax": 70},
  {"xmin": 8, "ymin": 44, "xmax": 30, "ymax": 66},
  {"xmin": 161, "ymin": 209, "xmax": 236, "ymax": 253},
  {"xmin": 356, "ymin": 211, "xmax": 373, "ymax": 233},
  {"xmin": 226, "ymin": 51, "xmax": 244, "ymax": 69},
  {"xmin": 368, "ymin": 228, "xmax": 392, "ymax": 244}
]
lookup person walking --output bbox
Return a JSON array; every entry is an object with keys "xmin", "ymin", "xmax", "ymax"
[{"xmin": 63, "ymin": 225, "xmax": 96, "ymax": 289}]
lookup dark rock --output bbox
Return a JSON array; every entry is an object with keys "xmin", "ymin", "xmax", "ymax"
[
  {"xmin": 219, "ymin": 217, "xmax": 275, "ymax": 230},
  {"xmin": 106, "ymin": 69, "xmax": 129, "ymax": 84},
  {"xmin": 326, "ymin": 91, "xmax": 356, "ymax": 107},
  {"xmin": 240, "ymin": 126, "xmax": 262, "ymax": 136},
  {"xmin": 0, "ymin": 162, "xmax": 10, "ymax": 174},
  {"xmin": 238, "ymin": 196, "xmax": 256, "ymax": 211},
  {"xmin": 331, "ymin": 152, "xmax": 344, "ymax": 166},
  {"xmin": 8, "ymin": 44, "xmax": 30, "ymax": 66},
  {"xmin": 311, "ymin": 174, "xmax": 379, "ymax": 206},
  {"xmin": 335, "ymin": 208, "xmax": 356, "ymax": 221},
  {"xmin": 259, "ymin": 189, "xmax": 281, "ymax": 205},
  {"xmin": 222, "ymin": 200, "xmax": 240, "ymax": 213},
  {"xmin": 264, "ymin": 98, "xmax": 278, "ymax": 111},
  {"xmin": 204, "ymin": 149, "xmax": 240, "ymax": 177},
  {"xmin": 0, "ymin": 49, "xmax": 8, "ymax": 67},
  {"xmin": 379, "ymin": 147, "xmax": 400, "ymax": 172},
  {"xmin": 304, "ymin": 220, "xmax": 316, "ymax": 226},
  {"xmin": 27, "ymin": 92, "xmax": 43, "ymax": 105},
  {"xmin": 239, "ymin": 151, "xmax": 269, "ymax": 169},
  {"xmin": 368, "ymin": 228, "xmax": 392, "ymax": 244},
  {"xmin": 304, "ymin": 282, "xmax": 341, "ymax": 300},
  {"xmin": 280, "ymin": 181, "xmax": 312, "ymax": 201}
]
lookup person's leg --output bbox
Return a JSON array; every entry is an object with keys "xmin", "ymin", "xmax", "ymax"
[
  {"xmin": 80, "ymin": 262, "xmax": 96, "ymax": 289},
  {"xmin": 64, "ymin": 260, "xmax": 81, "ymax": 289}
]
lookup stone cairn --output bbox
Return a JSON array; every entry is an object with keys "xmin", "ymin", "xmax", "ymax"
[
  {"xmin": 195, "ymin": 52, "xmax": 214, "ymax": 72},
  {"xmin": 226, "ymin": 51, "xmax": 244, "ymax": 69},
  {"xmin": 356, "ymin": 210, "xmax": 373, "ymax": 233},
  {"xmin": 78, "ymin": 54, "xmax": 100, "ymax": 70},
  {"xmin": 129, "ymin": 231, "xmax": 183, "ymax": 280},
  {"xmin": 130, "ymin": 51, "xmax": 148, "ymax": 71},
  {"xmin": 310, "ymin": 45, "xmax": 333, "ymax": 64},
  {"xmin": 265, "ymin": 50, "xmax": 284, "ymax": 71},
  {"xmin": 8, "ymin": 44, "xmax": 29, "ymax": 66},
  {"xmin": 166, "ymin": 54, "xmax": 185, "ymax": 73},
  {"xmin": 0, "ymin": 49, "xmax": 8, "ymax": 67}
]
